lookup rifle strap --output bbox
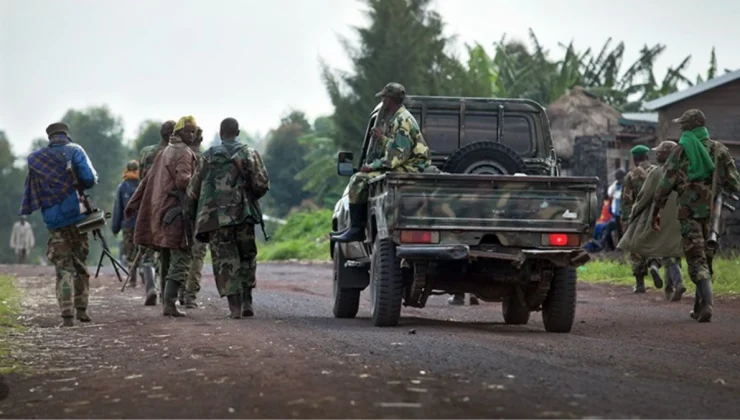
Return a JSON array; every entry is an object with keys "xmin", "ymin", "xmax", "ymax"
[{"xmin": 709, "ymin": 141, "xmax": 721, "ymax": 215}]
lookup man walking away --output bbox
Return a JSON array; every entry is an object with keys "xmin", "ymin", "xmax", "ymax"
[
  {"xmin": 10, "ymin": 216, "xmax": 35, "ymax": 264},
  {"xmin": 187, "ymin": 118, "xmax": 270, "ymax": 318},
  {"xmin": 652, "ymin": 109, "xmax": 740, "ymax": 322},
  {"xmin": 20, "ymin": 122, "xmax": 98, "ymax": 327},
  {"xmin": 182, "ymin": 126, "xmax": 208, "ymax": 308}
]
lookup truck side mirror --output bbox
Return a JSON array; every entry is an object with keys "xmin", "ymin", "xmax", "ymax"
[{"xmin": 337, "ymin": 151, "xmax": 356, "ymax": 176}]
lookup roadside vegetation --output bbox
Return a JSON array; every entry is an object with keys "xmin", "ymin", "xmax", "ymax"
[
  {"xmin": 579, "ymin": 256, "xmax": 740, "ymax": 296},
  {"xmin": 0, "ymin": 275, "xmax": 23, "ymax": 374},
  {"xmin": 257, "ymin": 210, "xmax": 332, "ymax": 262}
]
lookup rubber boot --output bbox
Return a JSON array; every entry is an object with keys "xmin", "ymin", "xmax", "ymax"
[
  {"xmin": 448, "ymin": 293, "xmax": 465, "ymax": 305},
  {"xmin": 177, "ymin": 287, "xmax": 185, "ymax": 306},
  {"xmin": 690, "ymin": 290, "xmax": 702, "ymax": 320},
  {"xmin": 648, "ymin": 262, "xmax": 663, "ymax": 289},
  {"xmin": 242, "ymin": 287, "xmax": 254, "ymax": 317},
  {"xmin": 129, "ymin": 268, "xmax": 138, "ymax": 288},
  {"xmin": 469, "ymin": 295, "xmax": 480, "ymax": 305},
  {"xmin": 695, "ymin": 279, "xmax": 713, "ymax": 323},
  {"xmin": 669, "ymin": 264, "xmax": 686, "ymax": 302},
  {"xmin": 633, "ymin": 275, "xmax": 646, "ymax": 293},
  {"xmin": 331, "ymin": 203, "xmax": 367, "ymax": 243},
  {"xmin": 75, "ymin": 308, "xmax": 91, "ymax": 323},
  {"xmin": 142, "ymin": 267, "xmax": 157, "ymax": 306},
  {"xmin": 184, "ymin": 296, "xmax": 198, "ymax": 309},
  {"xmin": 61, "ymin": 316, "xmax": 74, "ymax": 327},
  {"xmin": 163, "ymin": 280, "xmax": 186, "ymax": 317},
  {"xmin": 227, "ymin": 294, "xmax": 242, "ymax": 319}
]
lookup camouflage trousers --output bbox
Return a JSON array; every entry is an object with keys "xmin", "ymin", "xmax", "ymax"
[
  {"xmin": 210, "ymin": 224, "xmax": 257, "ymax": 297},
  {"xmin": 46, "ymin": 225, "xmax": 90, "ymax": 317},
  {"xmin": 347, "ymin": 171, "xmax": 381, "ymax": 204},
  {"xmin": 680, "ymin": 218, "xmax": 714, "ymax": 285},
  {"xmin": 182, "ymin": 240, "xmax": 207, "ymax": 300},
  {"xmin": 629, "ymin": 254, "xmax": 680, "ymax": 276},
  {"xmin": 159, "ymin": 247, "xmax": 193, "ymax": 288},
  {"xmin": 121, "ymin": 227, "xmax": 137, "ymax": 267}
]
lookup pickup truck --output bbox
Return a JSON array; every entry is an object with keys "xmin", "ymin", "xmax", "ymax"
[{"xmin": 330, "ymin": 96, "xmax": 599, "ymax": 333}]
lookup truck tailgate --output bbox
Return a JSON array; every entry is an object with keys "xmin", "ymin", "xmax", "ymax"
[{"xmin": 380, "ymin": 173, "xmax": 599, "ymax": 233}]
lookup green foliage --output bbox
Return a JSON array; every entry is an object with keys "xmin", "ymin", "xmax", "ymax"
[
  {"xmin": 579, "ymin": 257, "xmax": 740, "ymax": 296},
  {"xmin": 295, "ymin": 116, "xmax": 346, "ymax": 208},
  {"xmin": 132, "ymin": 120, "xmax": 163, "ymax": 155},
  {"xmin": 257, "ymin": 210, "xmax": 332, "ymax": 261},
  {"xmin": 0, "ymin": 132, "xmax": 32, "ymax": 263},
  {"xmin": 0, "ymin": 275, "xmax": 24, "ymax": 374}
]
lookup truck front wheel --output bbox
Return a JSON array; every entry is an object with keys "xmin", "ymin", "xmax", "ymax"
[
  {"xmin": 542, "ymin": 267, "xmax": 577, "ymax": 333},
  {"xmin": 369, "ymin": 237, "xmax": 404, "ymax": 327},
  {"xmin": 332, "ymin": 243, "xmax": 362, "ymax": 318},
  {"xmin": 502, "ymin": 294, "xmax": 530, "ymax": 325}
]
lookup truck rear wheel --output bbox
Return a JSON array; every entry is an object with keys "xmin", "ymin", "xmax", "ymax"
[
  {"xmin": 332, "ymin": 243, "xmax": 362, "ymax": 318},
  {"xmin": 369, "ymin": 237, "xmax": 404, "ymax": 327},
  {"xmin": 542, "ymin": 267, "xmax": 577, "ymax": 333},
  {"xmin": 502, "ymin": 295, "xmax": 530, "ymax": 325},
  {"xmin": 441, "ymin": 141, "xmax": 526, "ymax": 175}
]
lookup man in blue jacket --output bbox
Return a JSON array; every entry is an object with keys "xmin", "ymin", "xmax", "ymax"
[{"xmin": 20, "ymin": 122, "xmax": 98, "ymax": 327}]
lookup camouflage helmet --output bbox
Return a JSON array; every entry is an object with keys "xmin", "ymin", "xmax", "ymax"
[
  {"xmin": 672, "ymin": 109, "xmax": 706, "ymax": 128},
  {"xmin": 46, "ymin": 122, "xmax": 69, "ymax": 136},
  {"xmin": 375, "ymin": 82, "xmax": 406, "ymax": 101},
  {"xmin": 652, "ymin": 140, "xmax": 678, "ymax": 153}
]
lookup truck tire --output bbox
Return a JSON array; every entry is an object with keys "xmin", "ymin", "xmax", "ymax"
[
  {"xmin": 441, "ymin": 141, "xmax": 526, "ymax": 175},
  {"xmin": 502, "ymin": 295, "xmax": 530, "ymax": 325},
  {"xmin": 369, "ymin": 237, "xmax": 404, "ymax": 327},
  {"xmin": 332, "ymin": 243, "xmax": 361, "ymax": 318},
  {"xmin": 542, "ymin": 267, "xmax": 577, "ymax": 333}
]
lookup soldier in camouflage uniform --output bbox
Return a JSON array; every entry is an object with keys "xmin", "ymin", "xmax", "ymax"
[
  {"xmin": 20, "ymin": 122, "xmax": 98, "ymax": 326},
  {"xmin": 653, "ymin": 109, "xmax": 740, "ymax": 322},
  {"xmin": 180, "ymin": 126, "xmax": 208, "ymax": 308},
  {"xmin": 187, "ymin": 118, "xmax": 270, "ymax": 318},
  {"xmin": 621, "ymin": 145, "xmax": 660, "ymax": 293},
  {"xmin": 138, "ymin": 120, "xmax": 175, "ymax": 304},
  {"xmin": 331, "ymin": 82, "xmax": 431, "ymax": 243}
]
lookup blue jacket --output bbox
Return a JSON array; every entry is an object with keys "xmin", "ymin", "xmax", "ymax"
[
  {"xmin": 26, "ymin": 142, "xmax": 98, "ymax": 230},
  {"xmin": 112, "ymin": 178, "xmax": 139, "ymax": 234}
]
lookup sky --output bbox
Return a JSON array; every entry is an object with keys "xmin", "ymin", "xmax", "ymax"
[{"xmin": 2, "ymin": 0, "xmax": 739, "ymax": 157}]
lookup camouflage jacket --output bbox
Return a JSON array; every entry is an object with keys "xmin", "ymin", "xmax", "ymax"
[
  {"xmin": 369, "ymin": 105, "xmax": 431, "ymax": 172},
  {"xmin": 186, "ymin": 139, "xmax": 269, "ymax": 240},
  {"xmin": 139, "ymin": 143, "xmax": 165, "ymax": 180},
  {"xmin": 654, "ymin": 139, "xmax": 740, "ymax": 220},
  {"xmin": 620, "ymin": 160, "xmax": 656, "ymax": 223}
]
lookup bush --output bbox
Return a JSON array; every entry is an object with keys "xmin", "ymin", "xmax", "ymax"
[{"xmin": 257, "ymin": 209, "xmax": 333, "ymax": 261}]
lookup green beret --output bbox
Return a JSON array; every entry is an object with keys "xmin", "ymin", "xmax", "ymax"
[{"xmin": 630, "ymin": 145, "xmax": 650, "ymax": 156}]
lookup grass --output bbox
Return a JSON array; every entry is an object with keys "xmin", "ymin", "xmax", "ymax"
[
  {"xmin": 578, "ymin": 255, "xmax": 740, "ymax": 296},
  {"xmin": 257, "ymin": 209, "xmax": 332, "ymax": 261},
  {"xmin": 0, "ymin": 275, "xmax": 24, "ymax": 374}
]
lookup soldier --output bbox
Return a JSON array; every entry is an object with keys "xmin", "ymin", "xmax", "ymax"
[
  {"xmin": 112, "ymin": 160, "xmax": 141, "ymax": 286},
  {"xmin": 181, "ymin": 126, "xmax": 208, "ymax": 308},
  {"xmin": 621, "ymin": 145, "xmax": 660, "ymax": 293},
  {"xmin": 126, "ymin": 116, "xmax": 198, "ymax": 317},
  {"xmin": 652, "ymin": 109, "xmax": 740, "ymax": 322},
  {"xmin": 331, "ymin": 82, "xmax": 431, "ymax": 242},
  {"xmin": 20, "ymin": 122, "xmax": 98, "ymax": 326},
  {"xmin": 138, "ymin": 120, "xmax": 176, "ymax": 304},
  {"xmin": 187, "ymin": 117, "xmax": 270, "ymax": 318}
]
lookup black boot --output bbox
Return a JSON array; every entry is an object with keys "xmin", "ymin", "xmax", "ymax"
[
  {"xmin": 142, "ymin": 267, "xmax": 157, "ymax": 306},
  {"xmin": 695, "ymin": 279, "xmax": 713, "ymax": 323},
  {"xmin": 633, "ymin": 275, "xmax": 646, "ymax": 293},
  {"xmin": 227, "ymin": 294, "xmax": 242, "ymax": 319},
  {"xmin": 690, "ymin": 289, "xmax": 702, "ymax": 320},
  {"xmin": 331, "ymin": 203, "xmax": 367, "ymax": 243},
  {"xmin": 75, "ymin": 308, "xmax": 91, "ymax": 323},
  {"xmin": 242, "ymin": 287, "xmax": 254, "ymax": 317},
  {"xmin": 670, "ymin": 264, "xmax": 686, "ymax": 302},
  {"xmin": 648, "ymin": 262, "xmax": 663, "ymax": 289},
  {"xmin": 163, "ymin": 280, "xmax": 186, "ymax": 317},
  {"xmin": 61, "ymin": 316, "xmax": 74, "ymax": 327}
]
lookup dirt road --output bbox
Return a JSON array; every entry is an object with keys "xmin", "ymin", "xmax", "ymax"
[{"xmin": 1, "ymin": 262, "xmax": 739, "ymax": 419}]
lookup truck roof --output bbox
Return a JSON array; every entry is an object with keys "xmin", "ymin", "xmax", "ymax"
[{"xmin": 370, "ymin": 96, "xmax": 548, "ymax": 115}]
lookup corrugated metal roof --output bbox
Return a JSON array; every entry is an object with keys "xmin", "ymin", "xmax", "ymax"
[
  {"xmin": 644, "ymin": 69, "xmax": 740, "ymax": 110},
  {"xmin": 620, "ymin": 112, "xmax": 659, "ymax": 123}
]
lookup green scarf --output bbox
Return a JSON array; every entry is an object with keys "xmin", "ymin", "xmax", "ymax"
[{"xmin": 679, "ymin": 126, "xmax": 715, "ymax": 181}]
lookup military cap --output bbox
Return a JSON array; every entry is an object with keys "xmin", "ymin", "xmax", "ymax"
[
  {"xmin": 46, "ymin": 122, "xmax": 69, "ymax": 136},
  {"xmin": 630, "ymin": 145, "xmax": 650, "ymax": 156},
  {"xmin": 672, "ymin": 109, "xmax": 706, "ymax": 127},
  {"xmin": 126, "ymin": 160, "xmax": 139, "ymax": 171},
  {"xmin": 652, "ymin": 140, "xmax": 678, "ymax": 153},
  {"xmin": 375, "ymin": 82, "xmax": 406, "ymax": 100}
]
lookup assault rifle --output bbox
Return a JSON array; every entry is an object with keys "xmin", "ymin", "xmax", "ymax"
[
  {"xmin": 67, "ymin": 161, "xmax": 129, "ymax": 283},
  {"xmin": 707, "ymin": 191, "xmax": 739, "ymax": 251},
  {"xmin": 230, "ymin": 150, "xmax": 269, "ymax": 241},
  {"xmin": 365, "ymin": 102, "xmax": 387, "ymax": 164},
  {"xmin": 163, "ymin": 188, "xmax": 193, "ymax": 248}
]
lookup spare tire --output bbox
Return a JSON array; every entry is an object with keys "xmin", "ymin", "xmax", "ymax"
[{"xmin": 441, "ymin": 141, "xmax": 526, "ymax": 175}]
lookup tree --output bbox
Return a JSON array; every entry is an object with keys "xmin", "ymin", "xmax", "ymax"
[
  {"xmin": 131, "ymin": 120, "xmax": 163, "ymax": 154},
  {"xmin": 295, "ymin": 116, "xmax": 346, "ymax": 208},
  {"xmin": 0, "ymin": 131, "xmax": 36, "ymax": 263}
]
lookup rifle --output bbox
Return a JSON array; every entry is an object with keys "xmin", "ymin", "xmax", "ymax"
[
  {"xmin": 162, "ymin": 164, "xmax": 194, "ymax": 248},
  {"xmin": 365, "ymin": 102, "xmax": 387, "ymax": 164},
  {"xmin": 66, "ymin": 161, "xmax": 129, "ymax": 283},
  {"xmin": 707, "ymin": 191, "xmax": 739, "ymax": 251},
  {"xmin": 230, "ymin": 150, "xmax": 269, "ymax": 241}
]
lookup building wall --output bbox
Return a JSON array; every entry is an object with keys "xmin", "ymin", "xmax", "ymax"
[{"xmin": 657, "ymin": 79, "xmax": 740, "ymax": 155}]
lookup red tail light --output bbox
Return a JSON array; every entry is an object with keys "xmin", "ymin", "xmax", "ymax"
[
  {"xmin": 400, "ymin": 230, "xmax": 439, "ymax": 244},
  {"xmin": 549, "ymin": 234, "xmax": 568, "ymax": 246},
  {"xmin": 541, "ymin": 233, "xmax": 579, "ymax": 247}
]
